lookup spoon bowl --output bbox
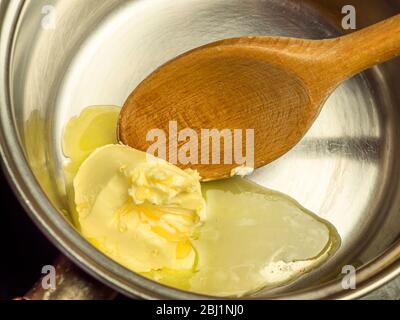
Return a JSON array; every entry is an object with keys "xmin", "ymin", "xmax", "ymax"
[{"xmin": 119, "ymin": 40, "xmax": 314, "ymax": 180}]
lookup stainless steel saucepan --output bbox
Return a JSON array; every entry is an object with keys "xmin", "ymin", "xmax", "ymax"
[{"xmin": 1, "ymin": 0, "xmax": 400, "ymax": 299}]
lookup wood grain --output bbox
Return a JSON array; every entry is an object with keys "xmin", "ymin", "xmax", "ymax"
[{"xmin": 119, "ymin": 14, "xmax": 400, "ymax": 181}]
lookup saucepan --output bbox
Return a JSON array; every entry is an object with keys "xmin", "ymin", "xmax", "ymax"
[{"xmin": 1, "ymin": 0, "xmax": 400, "ymax": 299}]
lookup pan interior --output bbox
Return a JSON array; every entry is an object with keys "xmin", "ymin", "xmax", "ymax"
[{"xmin": 8, "ymin": 0, "xmax": 400, "ymax": 297}]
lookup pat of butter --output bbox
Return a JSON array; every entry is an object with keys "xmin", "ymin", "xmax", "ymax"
[
  {"xmin": 63, "ymin": 106, "xmax": 120, "ymax": 177},
  {"xmin": 74, "ymin": 144, "xmax": 205, "ymax": 273}
]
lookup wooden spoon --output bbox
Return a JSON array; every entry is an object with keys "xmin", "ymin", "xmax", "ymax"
[{"xmin": 119, "ymin": 15, "xmax": 400, "ymax": 181}]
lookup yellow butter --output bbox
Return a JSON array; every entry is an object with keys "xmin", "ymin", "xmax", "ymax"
[{"xmin": 73, "ymin": 144, "xmax": 204, "ymax": 272}]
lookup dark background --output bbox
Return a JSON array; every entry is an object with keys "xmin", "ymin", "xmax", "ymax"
[{"xmin": 0, "ymin": 167, "xmax": 58, "ymax": 300}]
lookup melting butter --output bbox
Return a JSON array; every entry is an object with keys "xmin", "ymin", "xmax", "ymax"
[
  {"xmin": 190, "ymin": 178, "xmax": 340, "ymax": 296},
  {"xmin": 63, "ymin": 106, "xmax": 340, "ymax": 297},
  {"xmin": 62, "ymin": 106, "xmax": 120, "ymax": 226},
  {"xmin": 73, "ymin": 144, "xmax": 205, "ymax": 272},
  {"xmin": 63, "ymin": 106, "xmax": 120, "ymax": 178}
]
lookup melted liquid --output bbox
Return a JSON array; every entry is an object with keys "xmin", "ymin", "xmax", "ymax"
[{"xmin": 63, "ymin": 106, "xmax": 341, "ymax": 297}]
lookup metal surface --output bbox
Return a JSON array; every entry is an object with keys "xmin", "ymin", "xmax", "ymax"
[{"xmin": 1, "ymin": 0, "xmax": 400, "ymax": 299}]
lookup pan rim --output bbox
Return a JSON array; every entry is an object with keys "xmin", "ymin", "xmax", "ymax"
[{"xmin": 1, "ymin": 0, "xmax": 399, "ymax": 300}]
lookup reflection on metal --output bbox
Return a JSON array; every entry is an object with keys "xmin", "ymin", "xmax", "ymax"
[{"xmin": 1, "ymin": 0, "xmax": 400, "ymax": 299}]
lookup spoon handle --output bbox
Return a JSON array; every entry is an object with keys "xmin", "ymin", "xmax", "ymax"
[{"xmin": 328, "ymin": 14, "xmax": 400, "ymax": 83}]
